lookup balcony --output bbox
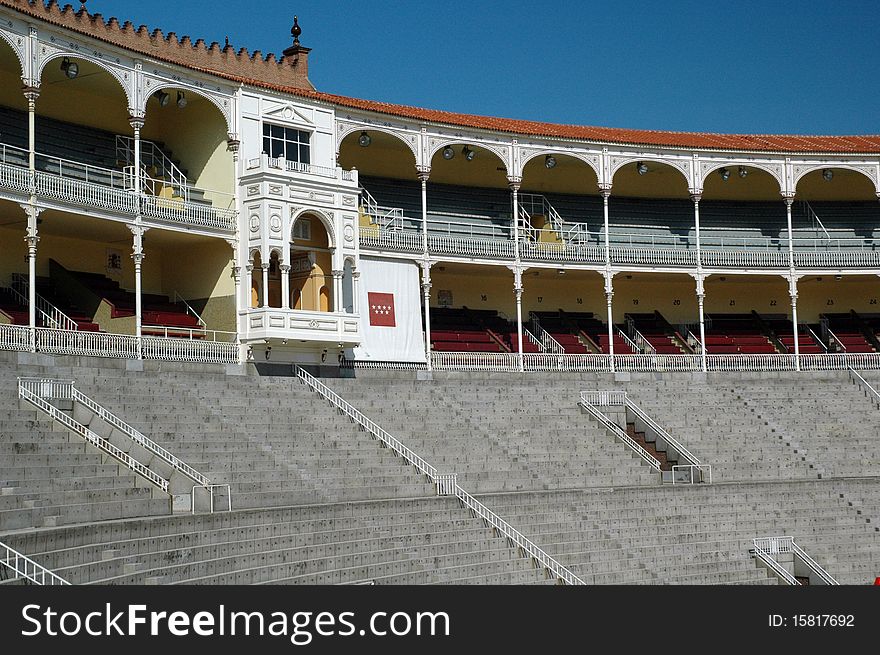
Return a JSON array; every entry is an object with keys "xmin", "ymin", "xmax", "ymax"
[
  {"xmin": 245, "ymin": 154, "xmax": 358, "ymax": 184},
  {"xmin": 244, "ymin": 307, "xmax": 362, "ymax": 346},
  {"xmin": 359, "ymin": 221, "xmax": 880, "ymax": 269},
  {"xmin": 0, "ymin": 143, "xmax": 236, "ymax": 233}
]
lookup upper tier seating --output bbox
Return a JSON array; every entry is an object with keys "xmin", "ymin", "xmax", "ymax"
[
  {"xmin": 705, "ymin": 314, "xmax": 778, "ymax": 354},
  {"xmin": 822, "ymin": 313, "xmax": 877, "ymax": 353},
  {"xmin": 62, "ymin": 266, "xmax": 200, "ymax": 332},
  {"xmin": 531, "ymin": 311, "xmax": 591, "ymax": 353},
  {"xmin": 360, "ymin": 175, "xmax": 879, "ymax": 247},
  {"xmin": 430, "ymin": 307, "xmax": 509, "ymax": 353},
  {"xmin": 0, "ymin": 288, "xmax": 28, "ymax": 325},
  {"xmin": 759, "ymin": 315, "xmax": 824, "ymax": 354}
]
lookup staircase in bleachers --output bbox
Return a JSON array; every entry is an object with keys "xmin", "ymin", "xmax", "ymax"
[
  {"xmin": 430, "ymin": 307, "xmax": 510, "ymax": 353},
  {"xmin": 530, "ymin": 311, "xmax": 591, "ymax": 353},
  {"xmin": 822, "ymin": 313, "xmax": 878, "ymax": 353},
  {"xmin": 625, "ymin": 312, "xmax": 688, "ymax": 354}
]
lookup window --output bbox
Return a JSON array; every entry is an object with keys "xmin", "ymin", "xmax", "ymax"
[
  {"xmin": 293, "ymin": 218, "xmax": 312, "ymax": 241},
  {"xmin": 262, "ymin": 123, "xmax": 311, "ymax": 164}
]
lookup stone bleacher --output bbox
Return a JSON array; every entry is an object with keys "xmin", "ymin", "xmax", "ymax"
[{"xmin": 2, "ymin": 355, "xmax": 880, "ymax": 585}]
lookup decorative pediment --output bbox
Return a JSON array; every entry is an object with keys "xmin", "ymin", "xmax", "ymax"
[{"xmin": 263, "ymin": 102, "xmax": 314, "ymax": 126}]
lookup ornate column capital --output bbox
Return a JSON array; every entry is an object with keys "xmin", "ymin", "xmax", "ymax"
[
  {"xmin": 781, "ymin": 192, "xmax": 796, "ymax": 206},
  {"xmin": 690, "ymin": 191, "xmax": 702, "ymax": 204},
  {"xmin": 507, "ymin": 175, "xmax": 522, "ymax": 192},
  {"xmin": 227, "ymin": 137, "xmax": 241, "ymax": 154},
  {"xmin": 598, "ymin": 182, "xmax": 612, "ymax": 198},
  {"xmin": 416, "ymin": 165, "xmax": 431, "ymax": 183},
  {"xmin": 280, "ymin": 264, "xmax": 291, "ymax": 274},
  {"xmin": 22, "ymin": 85, "xmax": 40, "ymax": 106},
  {"xmin": 128, "ymin": 115, "xmax": 145, "ymax": 131}
]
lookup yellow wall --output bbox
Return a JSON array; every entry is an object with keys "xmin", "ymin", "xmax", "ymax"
[
  {"xmin": 612, "ymin": 162, "xmax": 690, "ymax": 199},
  {"xmin": 797, "ymin": 275, "xmax": 880, "ymax": 322},
  {"xmin": 340, "ymin": 141, "xmax": 416, "ymax": 180},
  {"xmin": 0, "ymin": 67, "xmax": 26, "ymax": 111},
  {"xmin": 702, "ymin": 167, "xmax": 782, "ymax": 201},
  {"xmin": 160, "ymin": 239, "xmax": 235, "ymax": 331},
  {"xmin": 611, "ymin": 275, "xmax": 699, "ymax": 324},
  {"xmin": 521, "ymin": 155, "xmax": 598, "ymax": 195},
  {"xmin": 142, "ymin": 94, "xmax": 233, "ymax": 199},
  {"xmin": 796, "ymin": 169, "xmax": 877, "ymax": 201},
  {"xmin": 703, "ymin": 275, "xmax": 788, "ymax": 317}
]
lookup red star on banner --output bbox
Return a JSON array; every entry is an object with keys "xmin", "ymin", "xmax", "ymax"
[{"xmin": 368, "ymin": 292, "xmax": 396, "ymax": 327}]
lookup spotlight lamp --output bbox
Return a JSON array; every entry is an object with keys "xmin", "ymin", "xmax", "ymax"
[
  {"xmin": 822, "ymin": 169, "xmax": 834, "ymax": 182},
  {"xmin": 441, "ymin": 146, "xmax": 455, "ymax": 160},
  {"xmin": 357, "ymin": 131, "xmax": 371, "ymax": 147},
  {"xmin": 636, "ymin": 162, "xmax": 648, "ymax": 175},
  {"xmin": 176, "ymin": 91, "xmax": 187, "ymax": 108},
  {"xmin": 462, "ymin": 146, "xmax": 475, "ymax": 161},
  {"xmin": 154, "ymin": 90, "xmax": 170, "ymax": 107},
  {"xmin": 544, "ymin": 155, "xmax": 557, "ymax": 169},
  {"xmin": 738, "ymin": 166, "xmax": 748, "ymax": 178},
  {"xmin": 60, "ymin": 57, "xmax": 79, "ymax": 79},
  {"xmin": 719, "ymin": 167, "xmax": 731, "ymax": 181}
]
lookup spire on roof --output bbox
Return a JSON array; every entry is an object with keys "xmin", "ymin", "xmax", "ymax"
[
  {"xmin": 283, "ymin": 14, "xmax": 311, "ymax": 59},
  {"xmin": 291, "ymin": 16, "xmax": 301, "ymax": 46}
]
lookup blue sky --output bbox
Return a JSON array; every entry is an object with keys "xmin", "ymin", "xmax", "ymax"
[{"xmin": 94, "ymin": 1, "xmax": 877, "ymax": 135}]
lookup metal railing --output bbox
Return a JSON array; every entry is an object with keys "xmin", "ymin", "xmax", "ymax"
[
  {"xmin": 827, "ymin": 328, "xmax": 847, "ymax": 353},
  {"xmin": 671, "ymin": 464, "xmax": 712, "ymax": 484},
  {"xmin": 579, "ymin": 391, "xmax": 662, "ymax": 471},
  {"xmin": 752, "ymin": 536, "xmax": 838, "ymax": 585},
  {"xmin": 625, "ymin": 320, "xmax": 657, "ymax": 356},
  {"xmin": 18, "ymin": 380, "xmax": 169, "ymax": 493},
  {"xmin": 624, "ymin": 396, "xmax": 702, "ymax": 468},
  {"xmin": 10, "ymin": 273, "xmax": 79, "ymax": 331},
  {"xmin": 0, "ymin": 143, "xmax": 31, "ymax": 192},
  {"xmin": 616, "ymin": 328, "xmax": 640, "ymax": 354},
  {"xmin": 116, "ymin": 135, "xmax": 189, "ymax": 201},
  {"xmin": 0, "ymin": 323, "xmax": 31, "ymax": 351},
  {"xmin": 848, "ymin": 367, "xmax": 880, "ymax": 408},
  {"xmin": 173, "ymin": 291, "xmax": 207, "ymax": 329},
  {"xmin": 528, "ymin": 313, "xmax": 564, "ymax": 354},
  {"xmin": 1, "ymin": 541, "xmax": 70, "ymax": 585},
  {"xmin": 296, "ymin": 366, "xmax": 584, "ymax": 585}
]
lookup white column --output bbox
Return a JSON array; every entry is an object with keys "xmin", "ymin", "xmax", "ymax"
[
  {"xmin": 695, "ymin": 274, "xmax": 707, "ymax": 372},
  {"xmin": 599, "ymin": 184, "xmax": 612, "ymax": 266},
  {"xmin": 130, "ymin": 116, "xmax": 144, "ymax": 194},
  {"xmin": 280, "ymin": 264, "xmax": 291, "ymax": 309},
  {"xmin": 129, "ymin": 226, "xmax": 148, "ymax": 356},
  {"xmin": 691, "ymin": 192, "xmax": 703, "ymax": 269},
  {"xmin": 331, "ymin": 269, "xmax": 344, "ymax": 312},
  {"xmin": 351, "ymin": 270, "xmax": 360, "ymax": 314},
  {"xmin": 24, "ymin": 87, "xmax": 38, "ymax": 177},
  {"xmin": 231, "ymin": 263, "xmax": 242, "ymax": 322},
  {"xmin": 261, "ymin": 263, "xmax": 269, "ymax": 308},
  {"xmin": 512, "ymin": 265, "xmax": 525, "ymax": 372},
  {"xmin": 24, "ymin": 209, "xmax": 39, "ymax": 351},
  {"xmin": 789, "ymin": 276, "xmax": 800, "ymax": 371},
  {"xmin": 418, "ymin": 167, "xmax": 430, "ymax": 254},
  {"xmin": 420, "ymin": 260, "xmax": 433, "ymax": 371},
  {"xmin": 604, "ymin": 271, "xmax": 615, "ymax": 372},
  {"xmin": 509, "ymin": 176, "xmax": 521, "ymax": 257},
  {"xmin": 783, "ymin": 194, "xmax": 799, "ymax": 371}
]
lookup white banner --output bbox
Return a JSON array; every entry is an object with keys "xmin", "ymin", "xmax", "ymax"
[{"xmin": 353, "ymin": 256, "xmax": 425, "ymax": 363}]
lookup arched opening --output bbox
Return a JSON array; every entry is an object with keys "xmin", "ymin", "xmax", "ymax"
[
  {"xmin": 290, "ymin": 213, "xmax": 333, "ymax": 312},
  {"xmin": 142, "ymin": 87, "xmax": 234, "ymax": 207},
  {"xmin": 267, "ymin": 250, "xmax": 282, "ymax": 308},
  {"xmin": 521, "ymin": 153, "xmax": 601, "ymax": 243},
  {"xmin": 0, "ymin": 37, "xmax": 27, "ymax": 289},
  {"xmin": 609, "ymin": 160, "xmax": 692, "ymax": 248},
  {"xmin": 339, "ymin": 130, "xmax": 418, "ymax": 236},
  {"xmin": 701, "ymin": 165, "xmax": 786, "ymax": 245},
  {"xmin": 250, "ymin": 251, "xmax": 263, "ymax": 308},
  {"xmin": 795, "ymin": 168, "xmax": 878, "ymax": 241},
  {"xmin": 32, "ymin": 56, "xmax": 131, "ymax": 187}
]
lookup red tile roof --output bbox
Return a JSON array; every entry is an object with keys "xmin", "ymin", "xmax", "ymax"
[{"xmin": 3, "ymin": 1, "xmax": 879, "ymax": 154}]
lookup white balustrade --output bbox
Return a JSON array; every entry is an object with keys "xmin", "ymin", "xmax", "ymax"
[
  {"xmin": 1, "ymin": 540, "xmax": 69, "ymax": 585},
  {"xmin": 0, "ymin": 324, "xmax": 32, "ymax": 351}
]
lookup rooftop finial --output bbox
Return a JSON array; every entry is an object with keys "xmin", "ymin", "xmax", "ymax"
[
  {"xmin": 79, "ymin": 0, "xmax": 87, "ymax": 12},
  {"xmin": 291, "ymin": 16, "xmax": 301, "ymax": 46}
]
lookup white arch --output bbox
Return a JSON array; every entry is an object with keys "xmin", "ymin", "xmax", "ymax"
[
  {"xmin": 520, "ymin": 149, "xmax": 601, "ymax": 179},
  {"xmin": 268, "ymin": 247, "xmax": 283, "ymax": 260},
  {"xmin": 37, "ymin": 52, "xmax": 133, "ymax": 108},
  {"xmin": 337, "ymin": 125, "xmax": 417, "ymax": 162},
  {"xmin": 610, "ymin": 156, "xmax": 691, "ymax": 188},
  {"xmin": 428, "ymin": 140, "xmax": 509, "ymax": 168},
  {"xmin": 793, "ymin": 164, "xmax": 878, "ymax": 192},
  {"xmin": 248, "ymin": 248, "xmax": 262, "ymax": 263},
  {"xmin": 292, "ymin": 207, "xmax": 335, "ymax": 248},
  {"xmin": 700, "ymin": 162, "xmax": 783, "ymax": 191},
  {"xmin": 143, "ymin": 83, "xmax": 232, "ymax": 133},
  {"xmin": 0, "ymin": 30, "xmax": 25, "ymax": 79}
]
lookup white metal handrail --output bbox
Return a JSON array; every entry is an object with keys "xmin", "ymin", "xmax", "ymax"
[
  {"xmin": 624, "ymin": 397, "xmax": 702, "ymax": 467},
  {"xmin": 671, "ymin": 464, "xmax": 712, "ymax": 484},
  {"xmin": 527, "ymin": 313, "xmax": 564, "ymax": 354},
  {"xmin": 10, "ymin": 273, "xmax": 79, "ymax": 331},
  {"xmin": 827, "ymin": 328, "xmax": 847, "ymax": 353},
  {"xmin": 631, "ymin": 326, "xmax": 657, "ymax": 356},
  {"xmin": 752, "ymin": 538, "xmax": 799, "ymax": 585},
  {"xmin": 296, "ymin": 366, "xmax": 584, "ymax": 585},
  {"xmin": 687, "ymin": 329, "xmax": 704, "ymax": 354},
  {"xmin": 579, "ymin": 392, "xmax": 662, "ymax": 471},
  {"xmin": 790, "ymin": 540, "xmax": 839, "ymax": 585},
  {"xmin": 616, "ymin": 328, "xmax": 640, "ymax": 354},
  {"xmin": 56, "ymin": 380, "xmax": 210, "ymax": 487},
  {"xmin": 801, "ymin": 200, "xmax": 831, "ymax": 240},
  {"xmin": 1, "ymin": 541, "xmax": 70, "ymax": 585},
  {"xmin": 173, "ymin": 291, "xmax": 207, "ymax": 328},
  {"xmin": 18, "ymin": 382, "xmax": 169, "ymax": 493},
  {"xmin": 848, "ymin": 367, "xmax": 880, "ymax": 407},
  {"xmin": 116, "ymin": 135, "xmax": 189, "ymax": 201},
  {"xmin": 802, "ymin": 323, "xmax": 828, "ymax": 353}
]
